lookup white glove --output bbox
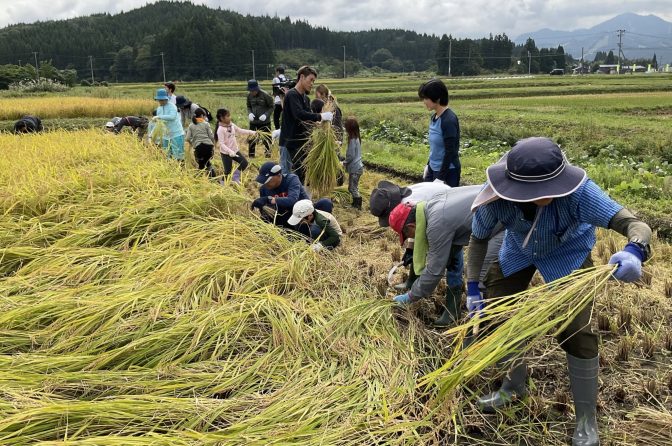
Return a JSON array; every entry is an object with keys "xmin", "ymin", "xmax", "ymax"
[
  {"xmin": 152, "ymin": 116, "xmax": 160, "ymax": 121},
  {"xmin": 320, "ymin": 112, "xmax": 333, "ymax": 122},
  {"xmin": 271, "ymin": 129, "xmax": 281, "ymax": 139},
  {"xmin": 228, "ymin": 152, "xmax": 238, "ymax": 158},
  {"xmin": 311, "ymin": 242, "xmax": 324, "ymax": 252},
  {"xmin": 248, "ymin": 113, "xmax": 255, "ymax": 122},
  {"xmin": 259, "ymin": 114, "xmax": 267, "ymax": 122}
]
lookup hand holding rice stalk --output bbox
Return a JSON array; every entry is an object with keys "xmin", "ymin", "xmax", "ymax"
[
  {"xmin": 149, "ymin": 119, "xmax": 168, "ymax": 145},
  {"xmin": 418, "ymin": 264, "xmax": 616, "ymax": 401},
  {"xmin": 304, "ymin": 103, "xmax": 343, "ymax": 197}
]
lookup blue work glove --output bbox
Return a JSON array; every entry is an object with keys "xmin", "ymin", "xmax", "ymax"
[
  {"xmin": 466, "ymin": 281, "xmax": 485, "ymax": 317},
  {"xmin": 393, "ymin": 292, "xmax": 412, "ymax": 306},
  {"xmin": 608, "ymin": 242, "xmax": 644, "ymax": 282},
  {"xmin": 250, "ymin": 196, "xmax": 269, "ymax": 210}
]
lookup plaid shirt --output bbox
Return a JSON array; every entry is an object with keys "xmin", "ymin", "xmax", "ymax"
[{"xmin": 472, "ymin": 180, "xmax": 622, "ymax": 282}]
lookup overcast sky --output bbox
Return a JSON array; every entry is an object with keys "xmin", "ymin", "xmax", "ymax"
[{"xmin": 1, "ymin": 0, "xmax": 671, "ymax": 38}]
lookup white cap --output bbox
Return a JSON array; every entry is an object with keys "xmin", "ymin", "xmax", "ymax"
[
  {"xmin": 105, "ymin": 121, "xmax": 114, "ymax": 128},
  {"xmin": 287, "ymin": 199, "xmax": 314, "ymax": 226}
]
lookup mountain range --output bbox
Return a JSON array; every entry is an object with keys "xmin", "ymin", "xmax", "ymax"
[{"xmin": 515, "ymin": 12, "xmax": 672, "ymax": 64}]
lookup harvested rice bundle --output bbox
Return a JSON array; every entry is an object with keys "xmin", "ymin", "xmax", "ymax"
[
  {"xmin": 305, "ymin": 119, "xmax": 342, "ymax": 197},
  {"xmin": 420, "ymin": 265, "xmax": 615, "ymax": 400}
]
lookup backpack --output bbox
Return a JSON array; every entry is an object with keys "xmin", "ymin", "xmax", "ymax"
[{"xmin": 200, "ymin": 106, "xmax": 213, "ymax": 122}]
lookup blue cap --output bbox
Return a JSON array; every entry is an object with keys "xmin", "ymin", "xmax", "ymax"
[
  {"xmin": 247, "ymin": 79, "xmax": 259, "ymax": 91},
  {"xmin": 154, "ymin": 88, "xmax": 169, "ymax": 101},
  {"xmin": 256, "ymin": 161, "xmax": 282, "ymax": 184}
]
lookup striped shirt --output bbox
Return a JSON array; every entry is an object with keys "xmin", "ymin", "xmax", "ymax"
[{"xmin": 472, "ymin": 180, "xmax": 622, "ymax": 282}]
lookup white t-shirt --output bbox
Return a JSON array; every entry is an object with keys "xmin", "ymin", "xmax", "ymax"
[
  {"xmin": 168, "ymin": 94, "xmax": 177, "ymax": 105},
  {"xmin": 272, "ymin": 74, "xmax": 287, "ymax": 104},
  {"xmin": 402, "ymin": 182, "xmax": 451, "ymax": 204}
]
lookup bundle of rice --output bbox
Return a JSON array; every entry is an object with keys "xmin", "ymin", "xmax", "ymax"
[{"xmin": 304, "ymin": 117, "xmax": 342, "ymax": 197}]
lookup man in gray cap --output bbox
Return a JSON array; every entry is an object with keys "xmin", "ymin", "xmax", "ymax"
[
  {"xmin": 246, "ymin": 79, "xmax": 274, "ymax": 158},
  {"xmin": 467, "ymin": 137, "xmax": 651, "ymax": 446}
]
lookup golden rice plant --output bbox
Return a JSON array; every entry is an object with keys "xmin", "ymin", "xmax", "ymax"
[
  {"xmin": 305, "ymin": 120, "xmax": 342, "ymax": 197},
  {"xmin": 0, "ymin": 96, "xmax": 154, "ymax": 120},
  {"xmin": 419, "ymin": 265, "xmax": 615, "ymax": 401}
]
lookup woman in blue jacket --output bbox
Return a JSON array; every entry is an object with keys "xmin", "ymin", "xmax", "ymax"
[{"xmin": 418, "ymin": 79, "xmax": 460, "ymax": 187}]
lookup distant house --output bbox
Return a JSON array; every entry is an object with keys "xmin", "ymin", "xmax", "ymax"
[
  {"xmin": 595, "ymin": 64, "xmax": 620, "ymax": 74},
  {"xmin": 595, "ymin": 64, "xmax": 648, "ymax": 74},
  {"xmin": 572, "ymin": 65, "xmax": 590, "ymax": 75}
]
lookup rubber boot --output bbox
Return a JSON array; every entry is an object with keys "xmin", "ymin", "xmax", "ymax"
[
  {"xmin": 232, "ymin": 169, "xmax": 241, "ymax": 184},
  {"xmin": 478, "ymin": 355, "xmax": 527, "ymax": 413},
  {"xmin": 352, "ymin": 196, "xmax": 362, "ymax": 210},
  {"xmin": 433, "ymin": 286, "xmax": 461, "ymax": 327},
  {"xmin": 567, "ymin": 354, "xmax": 600, "ymax": 446}
]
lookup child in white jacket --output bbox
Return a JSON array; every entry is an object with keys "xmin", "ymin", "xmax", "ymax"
[{"xmin": 215, "ymin": 108, "xmax": 255, "ymax": 184}]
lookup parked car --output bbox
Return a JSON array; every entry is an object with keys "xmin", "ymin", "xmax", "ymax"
[{"xmin": 550, "ymin": 69, "xmax": 565, "ymax": 75}]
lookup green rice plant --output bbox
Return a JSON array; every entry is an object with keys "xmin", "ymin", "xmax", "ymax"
[{"xmin": 305, "ymin": 122, "xmax": 343, "ymax": 197}]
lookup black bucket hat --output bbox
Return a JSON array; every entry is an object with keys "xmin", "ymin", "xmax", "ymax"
[
  {"xmin": 485, "ymin": 137, "xmax": 586, "ymax": 203},
  {"xmin": 369, "ymin": 180, "xmax": 412, "ymax": 227}
]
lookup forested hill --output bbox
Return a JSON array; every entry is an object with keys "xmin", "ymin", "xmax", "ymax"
[{"xmin": 0, "ymin": 0, "xmax": 439, "ymax": 81}]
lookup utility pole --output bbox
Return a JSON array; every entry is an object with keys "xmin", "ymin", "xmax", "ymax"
[
  {"xmin": 342, "ymin": 45, "xmax": 346, "ymax": 79},
  {"xmin": 616, "ymin": 29, "xmax": 626, "ymax": 73},
  {"xmin": 33, "ymin": 52, "xmax": 39, "ymax": 80},
  {"xmin": 527, "ymin": 51, "xmax": 531, "ymax": 74},
  {"xmin": 18, "ymin": 59, "xmax": 21, "ymax": 66},
  {"xmin": 89, "ymin": 56, "xmax": 95, "ymax": 84},
  {"xmin": 251, "ymin": 50, "xmax": 255, "ymax": 79},
  {"xmin": 448, "ymin": 38, "xmax": 452, "ymax": 76},
  {"xmin": 581, "ymin": 47, "xmax": 584, "ymax": 74},
  {"xmin": 160, "ymin": 52, "xmax": 166, "ymax": 83}
]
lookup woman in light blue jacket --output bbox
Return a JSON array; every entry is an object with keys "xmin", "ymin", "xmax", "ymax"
[{"xmin": 153, "ymin": 88, "xmax": 185, "ymax": 161}]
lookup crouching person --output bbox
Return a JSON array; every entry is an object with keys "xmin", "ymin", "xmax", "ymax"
[
  {"xmin": 288, "ymin": 199, "xmax": 342, "ymax": 251},
  {"xmin": 466, "ymin": 137, "xmax": 651, "ymax": 446},
  {"xmin": 14, "ymin": 115, "xmax": 43, "ymax": 133},
  {"xmin": 387, "ymin": 186, "xmax": 502, "ymax": 327},
  {"xmin": 106, "ymin": 116, "xmax": 149, "ymax": 140}
]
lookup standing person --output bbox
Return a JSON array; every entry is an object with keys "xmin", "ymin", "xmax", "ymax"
[
  {"xmin": 176, "ymin": 96, "xmax": 210, "ymax": 128},
  {"xmin": 418, "ymin": 78, "xmax": 460, "ymax": 187},
  {"xmin": 13, "ymin": 115, "xmax": 43, "ymax": 133},
  {"xmin": 106, "ymin": 116, "xmax": 149, "ymax": 140},
  {"xmin": 215, "ymin": 108, "xmax": 252, "ymax": 184},
  {"xmin": 315, "ymin": 84, "xmax": 343, "ymax": 143},
  {"xmin": 271, "ymin": 67, "xmax": 288, "ymax": 130},
  {"xmin": 279, "ymin": 66, "xmax": 334, "ymax": 183},
  {"xmin": 185, "ymin": 108, "xmax": 216, "ymax": 178},
  {"xmin": 153, "ymin": 88, "xmax": 185, "ymax": 162},
  {"xmin": 466, "ymin": 137, "xmax": 651, "ymax": 446},
  {"xmin": 164, "ymin": 82, "xmax": 177, "ymax": 105},
  {"xmin": 387, "ymin": 186, "xmax": 503, "ymax": 327},
  {"xmin": 246, "ymin": 79, "xmax": 274, "ymax": 158},
  {"xmin": 343, "ymin": 117, "xmax": 364, "ymax": 210}
]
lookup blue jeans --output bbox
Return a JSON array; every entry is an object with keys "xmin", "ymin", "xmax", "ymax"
[{"xmin": 279, "ymin": 146, "xmax": 293, "ymax": 175}]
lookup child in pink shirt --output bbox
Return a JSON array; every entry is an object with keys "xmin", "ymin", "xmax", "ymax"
[{"xmin": 215, "ymin": 108, "xmax": 254, "ymax": 183}]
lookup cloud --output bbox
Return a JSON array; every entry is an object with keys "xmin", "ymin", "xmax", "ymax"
[{"xmin": 1, "ymin": 0, "xmax": 671, "ymax": 39}]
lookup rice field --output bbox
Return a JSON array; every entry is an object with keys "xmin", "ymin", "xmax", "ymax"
[{"xmin": 1, "ymin": 75, "xmax": 671, "ymax": 444}]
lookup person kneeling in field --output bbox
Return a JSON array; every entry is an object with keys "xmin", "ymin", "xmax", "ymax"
[
  {"xmin": 251, "ymin": 161, "xmax": 333, "ymax": 230},
  {"xmin": 387, "ymin": 186, "xmax": 503, "ymax": 327},
  {"xmin": 466, "ymin": 137, "xmax": 651, "ymax": 446},
  {"xmin": 105, "ymin": 116, "xmax": 149, "ymax": 140},
  {"xmin": 14, "ymin": 115, "xmax": 43, "ymax": 133},
  {"xmin": 288, "ymin": 199, "xmax": 342, "ymax": 251}
]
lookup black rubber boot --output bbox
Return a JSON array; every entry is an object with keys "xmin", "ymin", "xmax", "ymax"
[
  {"xmin": 478, "ymin": 355, "xmax": 527, "ymax": 413},
  {"xmin": 433, "ymin": 286, "xmax": 461, "ymax": 327},
  {"xmin": 352, "ymin": 196, "xmax": 362, "ymax": 210},
  {"xmin": 567, "ymin": 354, "xmax": 600, "ymax": 446}
]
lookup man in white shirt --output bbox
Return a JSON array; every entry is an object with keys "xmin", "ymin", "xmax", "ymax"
[{"xmin": 271, "ymin": 66, "xmax": 288, "ymax": 130}]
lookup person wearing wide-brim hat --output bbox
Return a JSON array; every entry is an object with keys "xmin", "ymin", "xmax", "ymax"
[{"xmin": 466, "ymin": 137, "xmax": 652, "ymax": 446}]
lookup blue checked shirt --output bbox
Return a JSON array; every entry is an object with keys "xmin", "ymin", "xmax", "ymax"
[{"xmin": 472, "ymin": 180, "xmax": 622, "ymax": 282}]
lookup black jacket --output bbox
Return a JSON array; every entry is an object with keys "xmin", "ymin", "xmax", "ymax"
[
  {"xmin": 14, "ymin": 115, "xmax": 42, "ymax": 133},
  {"xmin": 279, "ymin": 88, "xmax": 321, "ymax": 153}
]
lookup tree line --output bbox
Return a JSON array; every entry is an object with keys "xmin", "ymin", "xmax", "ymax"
[{"xmin": 0, "ymin": 0, "xmax": 660, "ymax": 85}]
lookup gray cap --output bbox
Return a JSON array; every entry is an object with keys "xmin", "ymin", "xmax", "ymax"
[{"xmin": 369, "ymin": 180, "xmax": 412, "ymax": 227}]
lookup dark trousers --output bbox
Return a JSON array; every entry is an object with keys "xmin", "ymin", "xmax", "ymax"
[
  {"xmin": 248, "ymin": 122, "xmax": 271, "ymax": 157},
  {"xmin": 221, "ymin": 153, "xmax": 249, "ymax": 175},
  {"xmin": 289, "ymin": 148, "xmax": 307, "ymax": 184},
  {"xmin": 483, "ymin": 256, "xmax": 598, "ymax": 359},
  {"xmin": 273, "ymin": 104, "xmax": 283, "ymax": 130},
  {"xmin": 424, "ymin": 164, "xmax": 461, "ymax": 187},
  {"xmin": 194, "ymin": 143, "xmax": 215, "ymax": 177}
]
